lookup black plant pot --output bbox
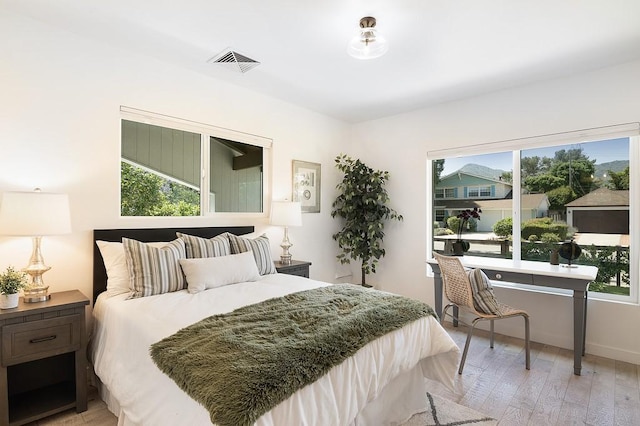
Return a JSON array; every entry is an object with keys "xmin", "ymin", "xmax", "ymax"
[{"xmin": 452, "ymin": 240, "xmax": 469, "ymax": 256}]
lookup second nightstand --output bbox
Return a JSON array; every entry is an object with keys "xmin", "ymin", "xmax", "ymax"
[{"xmin": 274, "ymin": 260, "xmax": 312, "ymax": 278}]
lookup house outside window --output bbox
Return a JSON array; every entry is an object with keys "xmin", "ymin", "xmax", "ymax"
[{"xmin": 428, "ymin": 125, "xmax": 638, "ymax": 302}]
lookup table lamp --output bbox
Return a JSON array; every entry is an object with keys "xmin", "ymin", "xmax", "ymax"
[
  {"xmin": 270, "ymin": 201, "xmax": 302, "ymax": 264},
  {"xmin": 0, "ymin": 189, "xmax": 71, "ymax": 302}
]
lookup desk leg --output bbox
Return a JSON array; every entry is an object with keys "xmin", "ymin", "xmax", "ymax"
[
  {"xmin": 583, "ymin": 291, "xmax": 588, "ymax": 356},
  {"xmin": 434, "ymin": 272, "xmax": 443, "ymax": 318},
  {"xmin": 573, "ymin": 290, "xmax": 587, "ymax": 375}
]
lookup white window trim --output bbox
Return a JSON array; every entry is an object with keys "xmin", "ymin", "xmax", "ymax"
[{"xmin": 427, "ymin": 123, "xmax": 640, "ymax": 304}]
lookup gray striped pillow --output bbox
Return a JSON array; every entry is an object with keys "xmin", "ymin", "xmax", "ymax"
[
  {"xmin": 176, "ymin": 233, "xmax": 231, "ymax": 259},
  {"xmin": 227, "ymin": 233, "xmax": 276, "ymax": 275},
  {"xmin": 467, "ymin": 268, "xmax": 502, "ymax": 316},
  {"xmin": 123, "ymin": 238, "xmax": 187, "ymax": 298}
]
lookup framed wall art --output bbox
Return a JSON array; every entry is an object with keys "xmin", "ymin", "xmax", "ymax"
[{"xmin": 292, "ymin": 160, "xmax": 321, "ymax": 213}]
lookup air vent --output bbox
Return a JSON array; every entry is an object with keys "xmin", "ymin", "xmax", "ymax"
[{"xmin": 208, "ymin": 49, "xmax": 260, "ymax": 73}]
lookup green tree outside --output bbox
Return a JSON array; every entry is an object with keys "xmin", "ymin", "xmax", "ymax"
[{"xmin": 121, "ymin": 162, "xmax": 200, "ymax": 216}]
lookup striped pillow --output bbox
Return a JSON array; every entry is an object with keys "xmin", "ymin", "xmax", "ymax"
[
  {"xmin": 176, "ymin": 233, "xmax": 231, "ymax": 259},
  {"xmin": 123, "ymin": 238, "xmax": 187, "ymax": 299},
  {"xmin": 227, "ymin": 233, "xmax": 277, "ymax": 275},
  {"xmin": 467, "ymin": 268, "xmax": 502, "ymax": 316}
]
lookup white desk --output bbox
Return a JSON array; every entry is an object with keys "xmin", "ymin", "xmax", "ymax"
[{"xmin": 427, "ymin": 256, "xmax": 598, "ymax": 375}]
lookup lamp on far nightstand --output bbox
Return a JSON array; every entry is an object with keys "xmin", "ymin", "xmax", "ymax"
[
  {"xmin": 270, "ymin": 200, "xmax": 302, "ymax": 265},
  {"xmin": 0, "ymin": 189, "xmax": 71, "ymax": 302}
]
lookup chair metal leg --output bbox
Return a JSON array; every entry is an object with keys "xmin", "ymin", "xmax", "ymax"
[
  {"xmin": 458, "ymin": 318, "xmax": 480, "ymax": 374},
  {"xmin": 441, "ymin": 304, "xmax": 452, "ymax": 326},
  {"xmin": 489, "ymin": 319, "xmax": 495, "ymax": 349},
  {"xmin": 440, "ymin": 303, "xmax": 455, "ymax": 326},
  {"xmin": 523, "ymin": 314, "xmax": 530, "ymax": 370}
]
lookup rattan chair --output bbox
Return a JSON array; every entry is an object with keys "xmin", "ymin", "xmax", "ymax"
[{"xmin": 434, "ymin": 253, "xmax": 530, "ymax": 374}]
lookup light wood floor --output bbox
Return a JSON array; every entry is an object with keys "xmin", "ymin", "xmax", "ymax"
[
  {"xmin": 428, "ymin": 323, "xmax": 640, "ymax": 426},
  {"xmin": 29, "ymin": 324, "xmax": 640, "ymax": 425}
]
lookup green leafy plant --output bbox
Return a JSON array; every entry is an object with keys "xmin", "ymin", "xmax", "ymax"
[
  {"xmin": 0, "ymin": 266, "xmax": 28, "ymax": 295},
  {"xmin": 493, "ymin": 217, "xmax": 513, "ymax": 238},
  {"xmin": 331, "ymin": 154, "xmax": 403, "ymax": 287}
]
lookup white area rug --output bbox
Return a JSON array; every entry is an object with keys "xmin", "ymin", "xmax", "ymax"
[{"xmin": 401, "ymin": 392, "xmax": 497, "ymax": 426}]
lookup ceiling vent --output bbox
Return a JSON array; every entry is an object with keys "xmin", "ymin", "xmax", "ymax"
[{"xmin": 208, "ymin": 49, "xmax": 260, "ymax": 73}]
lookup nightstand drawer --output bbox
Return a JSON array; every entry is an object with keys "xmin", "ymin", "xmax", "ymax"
[
  {"xmin": 281, "ymin": 265, "xmax": 309, "ymax": 277},
  {"xmin": 1, "ymin": 314, "xmax": 81, "ymax": 367},
  {"xmin": 275, "ymin": 260, "xmax": 311, "ymax": 278}
]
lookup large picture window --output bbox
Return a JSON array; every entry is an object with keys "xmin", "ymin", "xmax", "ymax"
[
  {"xmin": 428, "ymin": 125, "xmax": 638, "ymax": 302},
  {"xmin": 120, "ymin": 107, "xmax": 271, "ymax": 217}
]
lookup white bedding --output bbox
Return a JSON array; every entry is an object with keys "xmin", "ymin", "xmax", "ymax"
[{"xmin": 91, "ymin": 274, "xmax": 459, "ymax": 426}]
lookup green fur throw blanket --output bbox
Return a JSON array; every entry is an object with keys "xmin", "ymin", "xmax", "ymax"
[{"xmin": 150, "ymin": 284, "xmax": 436, "ymax": 426}]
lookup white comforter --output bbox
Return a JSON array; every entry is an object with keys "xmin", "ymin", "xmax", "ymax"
[{"xmin": 91, "ymin": 274, "xmax": 459, "ymax": 426}]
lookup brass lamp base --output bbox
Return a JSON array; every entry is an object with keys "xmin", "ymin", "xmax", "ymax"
[
  {"xmin": 279, "ymin": 226, "xmax": 293, "ymax": 265},
  {"xmin": 23, "ymin": 286, "xmax": 51, "ymax": 303},
  {"xmin": 23, "ymin": 236, "xmax": 52, "ymax": 303}
]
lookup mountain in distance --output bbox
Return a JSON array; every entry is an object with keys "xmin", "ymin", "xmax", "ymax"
[
  {"xmin": 448, "ymin": 163, "xmax": 506, "ymax": 181},
  {"xmin": 594, "ymin": 160, "xmax": 629, "ymax": 178},
  {"xmin": 449, "ymin": 161, "xmax": 628, "ymax": 181}
]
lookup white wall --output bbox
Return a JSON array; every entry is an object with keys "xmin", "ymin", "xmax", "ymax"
[
  {"xmin": 0, "ymin": 12, "xmax": 350, "ymax": 304},
  {"xmin": 350, "ymin": 59, "xmax": 640, "ymax": 364}
]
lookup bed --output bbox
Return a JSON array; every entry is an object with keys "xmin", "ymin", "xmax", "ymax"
[{"xmin": 90, "ymin": 226, "xmax": 459, "ymax": 426}]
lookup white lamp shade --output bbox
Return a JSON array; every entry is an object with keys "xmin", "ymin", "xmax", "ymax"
[
  {"xmin": 270, "ymin": 201, "xmax": 302, "ymax": 227},
  {"xmin": 0, "ymin": 191, "xmax": 72, "ymax": 236}
]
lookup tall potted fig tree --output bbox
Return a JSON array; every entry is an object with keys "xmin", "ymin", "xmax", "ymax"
[{"xmin": 331, "ymin": 154, "xmax": 403, "ymax": 287}]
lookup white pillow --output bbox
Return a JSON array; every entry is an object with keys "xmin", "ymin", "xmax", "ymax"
[
  {"xmin": 179, "ymin": 251, "xmax": 261, "ymax": 294},
  {"xmin": 96, "ymin": 240, "xmax": 170, "ymax": 295}
]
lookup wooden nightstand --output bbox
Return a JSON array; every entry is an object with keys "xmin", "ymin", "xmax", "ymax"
[
  {"xmin": 274, "ymin": 260, "xmax": 312, "ymax": 278},
  {"xmin": 0, "ymin": 290, "xmax": 89, "ymax": 426}
]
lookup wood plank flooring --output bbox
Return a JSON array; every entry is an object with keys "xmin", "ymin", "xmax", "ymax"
[
  {"xmin": 427, "ymin": 323, "xmax": 640, "ymax": 425},
  {"xmin": 28, "ymin": 324, "xmax": 639, "ymax": 425}
]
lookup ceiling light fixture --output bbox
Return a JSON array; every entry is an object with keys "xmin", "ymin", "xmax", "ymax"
[{"xmin": 347, "ymin": 16, "xmax": 388, "ymax": 60}]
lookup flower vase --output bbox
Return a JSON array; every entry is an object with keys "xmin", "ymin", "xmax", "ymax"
[{"xmin": 0, "ymin": 293, "xmax": 19, "ymax": 309}]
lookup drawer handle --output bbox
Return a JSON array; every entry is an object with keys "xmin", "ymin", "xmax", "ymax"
[
  {"xmin": 495, "ymin": 273, "xmax": 502, "ymax": 280},
  {"xmin": 29, "ymin": 335, "xmax": 57, "ymax": 344}
]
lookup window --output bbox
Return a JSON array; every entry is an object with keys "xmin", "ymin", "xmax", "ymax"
[
  {"xmin": 468, "ymin": 186, "xmax": 491, "ymax": 198},
  {"xmin": 435, "ymin": 188, "xmax": 456, "ymax": 199},
  {"xmin": 120, "ymin": 107, "xmax": 271, "ymax": 217},
  {"xmin": 520, "ymin": 138, "xmax": 630, "ymax": 297},
  {"xmin": 431, "ymin": 152, "xmax": 512, "ymax": 257},
  {"xmin": 427, "ymin": 124, "xmax": 639, "ymax": 302}
]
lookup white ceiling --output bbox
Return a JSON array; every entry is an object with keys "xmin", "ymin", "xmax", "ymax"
[{"xmin": 7, "ymin": 0, "xmax": 640, "ymax": 122}]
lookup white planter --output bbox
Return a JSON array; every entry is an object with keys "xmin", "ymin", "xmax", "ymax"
[{"xmin": 0, "ymin": 293, "xmax": 19, "ymax": 309}]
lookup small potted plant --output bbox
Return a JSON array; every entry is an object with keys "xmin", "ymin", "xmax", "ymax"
[{"xmin": 0, "ymin": 266, "xmax": 28, "ymax": 309}]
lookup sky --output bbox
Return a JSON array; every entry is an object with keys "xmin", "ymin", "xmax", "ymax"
[{"xmin": 440, "ymin": 137, "xmax": 629, "ymax": 176}]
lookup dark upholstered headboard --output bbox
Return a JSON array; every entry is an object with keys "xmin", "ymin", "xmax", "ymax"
[{"xmin": 92, "ymin": 226, "xmax": 254, "ymax": 303}]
